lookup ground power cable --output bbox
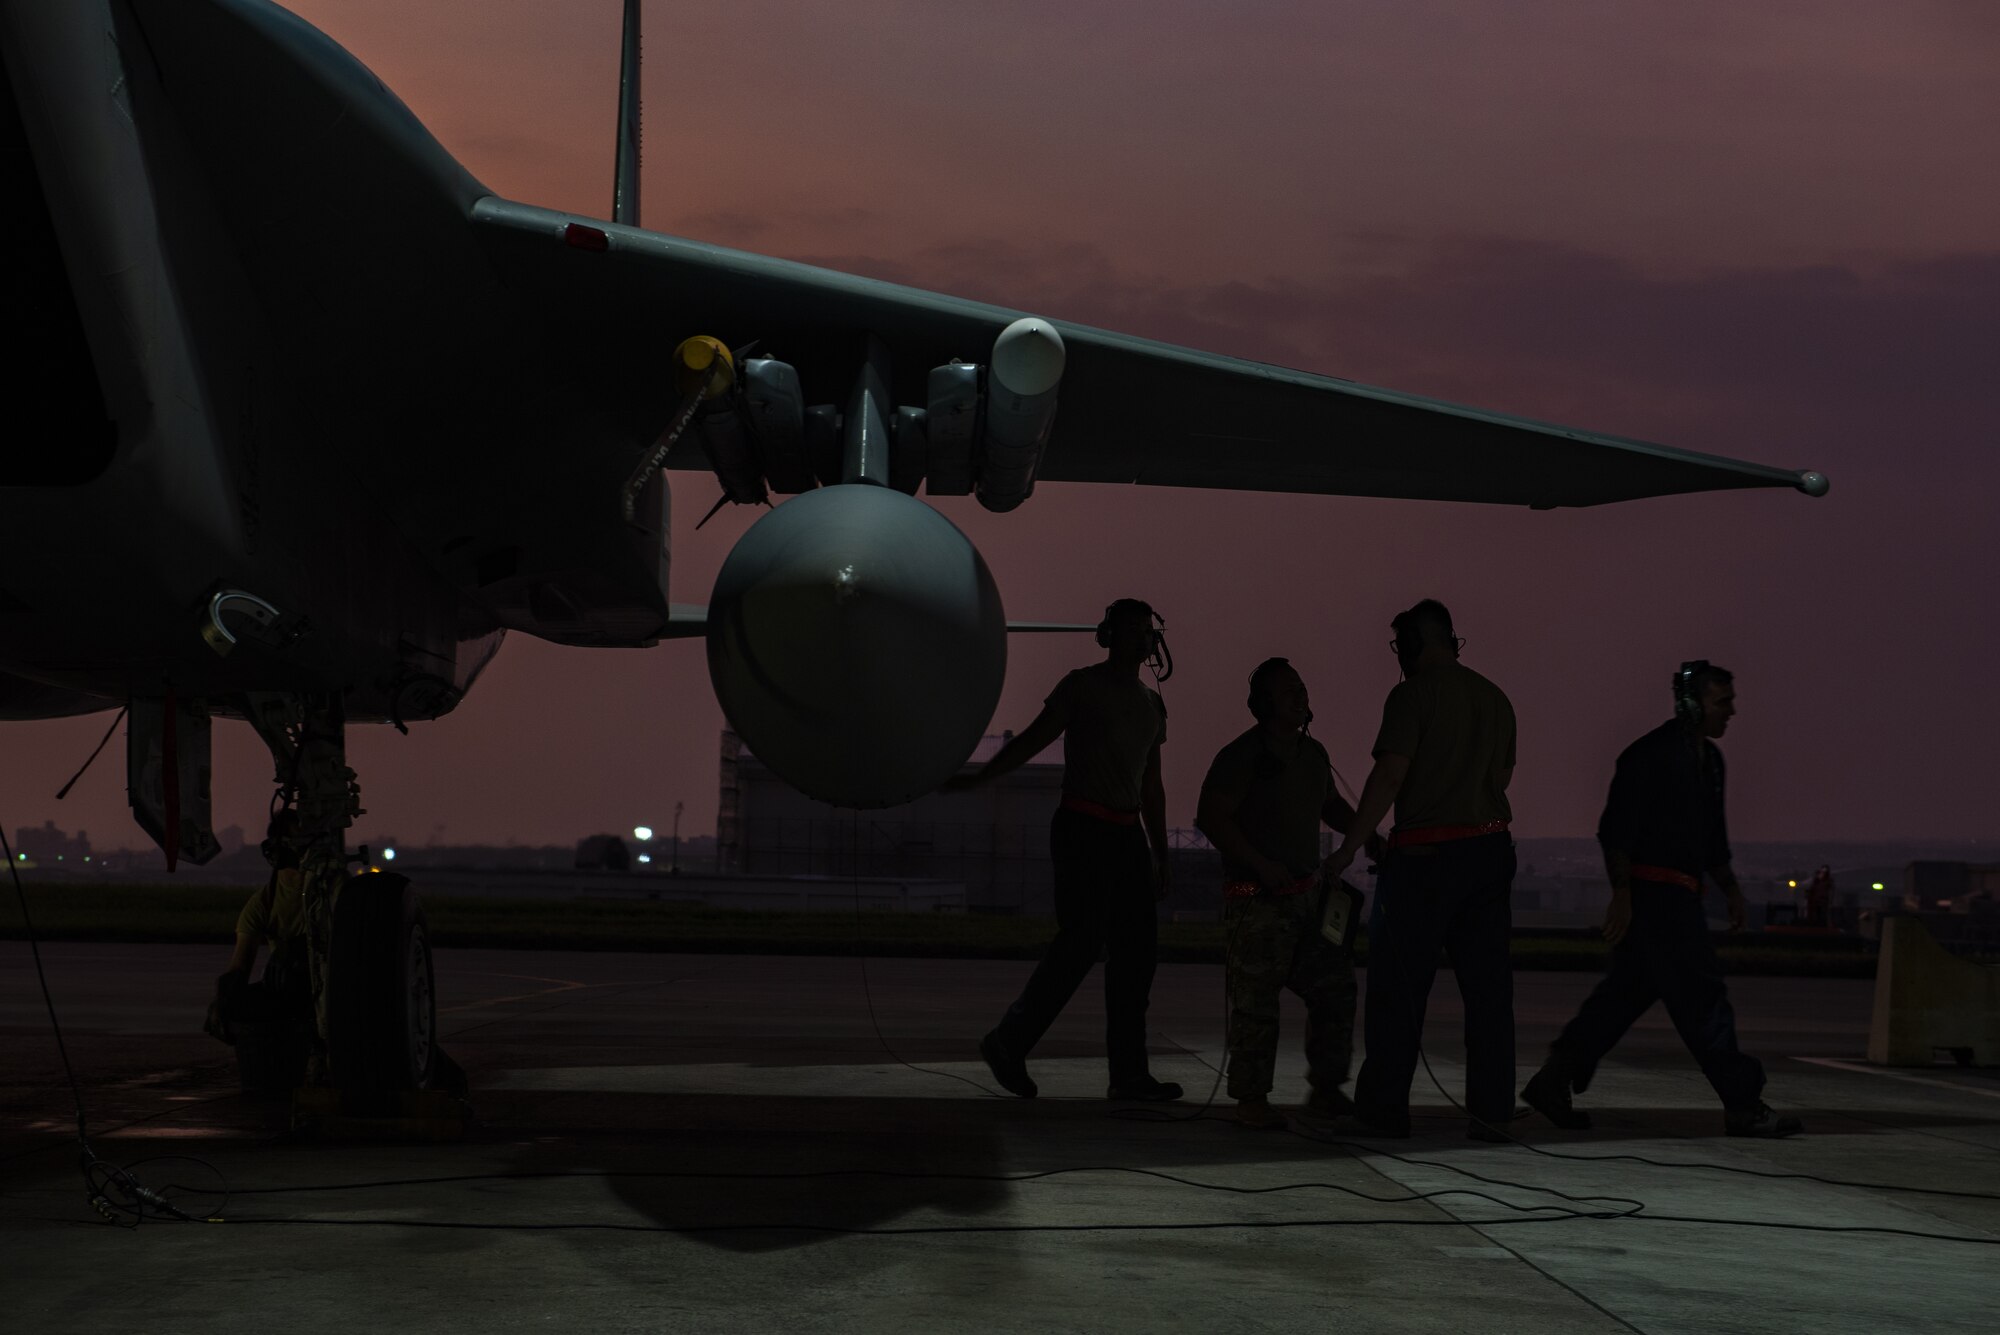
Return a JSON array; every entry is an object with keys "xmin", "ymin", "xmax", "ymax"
[
  {"xmin": 828, "ymin": 788, "xmax": 2000, "ymax": 1222},
  {"xmin": 1331, "ymin": 887, "xmax": 2000, "ymax": 1214},
  {"xmin": 1105, "ymin": 906, "xmax": 1246, "ymax": 1126},
  {"xmin": 51, "ymin": 706, "xmax": 126, "ymax": 802},
  {"xmin": 107, "ymin": 1159, "xmax": 1652, "ymax": 1234},
  {"xmin": 2, "ymin": 818, "xmax": 226, "ymax": 1226},
  {"xmin": 48, "ymin": 1206, "xmax": 1991, "ymax": 1246},
  {"xmin": 55, "ymin": 1153, "xmax": 1996, "ymax": 1246},
  {"xmin": 846, "ymin": 807, "xmax": 1005, "ymax": 1099},
  {"xmin": 15, "ymin": 804, "xmax": 1990, "ymax": 1239},
  {"xmin": 1404, "ymin": 1045, "xmax": 2000, "ymax": 1201},
  {"xmin": 812, "ymin": 778, "xmax": 1636, "ymax": 1223},
  {"xmin": 49, "ymin": 906, "xmax": 1992, "ymax": 1242},
  {"xmin": 142, "ymin": 815, "xmax": 1628, "ymax": 1235},
  {"xmin": 829, "ymin": 809, "xmax": 1651, "ymax": 1220},
  {"xmin": 0, "ymin": 1086, "xmax": 251, "ymax": 1169},
  {"xmin": 170, "ymin": 1161, "xmax": 1629, "ymax": 1218}
]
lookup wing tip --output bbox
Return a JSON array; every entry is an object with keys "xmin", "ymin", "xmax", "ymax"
[{"xmin": 1796, "ymin": 470, "xmax": 1831, "ymax": 498}]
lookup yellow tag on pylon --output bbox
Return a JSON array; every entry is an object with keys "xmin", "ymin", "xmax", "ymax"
[{"xmin": 673, "ymin": 336, "xmax": 735, "ymax": 401}]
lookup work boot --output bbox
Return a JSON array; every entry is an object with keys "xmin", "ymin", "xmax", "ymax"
[
  {"xmin": 1300, "ymin": 1087, "xmax": 1356, "ymax": 1122},
  {"xmin": 1522, "ymin": 1060, "xmax": 1593, "ymax": 1130},
  {"xmin": 1724, "ymin": 1102, "xmax": 1803, "ymax": 1138},
  {"xmin": 1106, "ymin": 1076, "xmax": 1183, "ymax": 1102},
  {"xmin": 979, "ymin": 1031, "xmax": 1037, "ymax": 1099},
  {"xmin": 1234, "ymin": 1097, "xmax": 1288, "ymax": 1130},
  {"xmin": 1347, "ymin": 1104, "xmax": 1412, "ymax": 1139}
]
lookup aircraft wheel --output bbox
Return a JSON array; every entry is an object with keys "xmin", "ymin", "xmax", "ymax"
[{"xmin": 326, "ymin": 872, "xmax": 438, "ymax": 1092}]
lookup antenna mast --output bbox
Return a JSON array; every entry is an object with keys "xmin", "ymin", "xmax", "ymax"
[{"xmin": 612, "ymin": 0, "xmax": 641, "ymax": 226}]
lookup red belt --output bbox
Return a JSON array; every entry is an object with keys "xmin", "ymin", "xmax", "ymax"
[
  {"xmin": 1629, "ymin": 864, "xmax": 1702, "ymax": 893},
  {"xmin": 1060, "ymin": 794, "xmax": 1140, "ymax": 826},
  {"xmin": 1224, "ymin": 873, "xmax": 1318, "ymax": 900},
  {"xmin": 1387, "ymin": 820, "xmax": 1509, "ymax": 850}
]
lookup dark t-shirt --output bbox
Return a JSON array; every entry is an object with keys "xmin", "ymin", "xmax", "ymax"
[
  {"xmin": 1597, "ymin": 720, "xmax": 1731, "ymax": 879},
  {"xmin": 1201, "ymin": 727, "xmax": 1334, "ymax": 879},
  {"xmin": 1371, "ymin": 662, "xmax": 1515, "ymax": 831},
  {"xmin": 1049, "ymin": 665, "xmax": 1167, "ymax": 812}
]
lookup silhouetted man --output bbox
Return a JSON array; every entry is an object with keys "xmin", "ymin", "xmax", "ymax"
[
  {"xmin": 1805, "ymin": 864, "xmax": 1834, "ymax": 928},
  {"xmin": 1522, "ymin": 662, "xmax": 1803, "ymax": 1138},
  {"xmin": 955, "ymin": 598, "xmax": 1179, "ymax": 1102},
  {"xmin": 1326, "ymin": 599, "xmax": 1517, "ymax": 1140},
  {"xmin": 1196, "ymin": 658, "xmax": 1365, "ymax": 1130}
]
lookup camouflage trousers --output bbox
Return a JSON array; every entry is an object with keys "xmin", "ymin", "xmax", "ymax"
[{"xmin": 1225, "ymin": 885, "xmax": 1357, "ymax": 1101}]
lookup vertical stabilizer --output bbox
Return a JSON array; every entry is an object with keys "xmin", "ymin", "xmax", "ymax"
[{"xmin": 612, "ymin": 0, "xmax": 641, "ymax": 226}]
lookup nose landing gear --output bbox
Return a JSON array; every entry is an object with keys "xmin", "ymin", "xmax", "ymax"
[{"xmin": 244, "ymin": 691, "xmax": 468, "ymax": 1134}]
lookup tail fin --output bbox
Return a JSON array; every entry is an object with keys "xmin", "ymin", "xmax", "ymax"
[{"xmin": 612, "ymin": 0, "xmax": 641, "ymax": 225}]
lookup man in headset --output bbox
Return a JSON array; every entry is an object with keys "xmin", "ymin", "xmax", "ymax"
[
  {"xmin": 1325, "ymin": 599, "xmax": 1518, "ymax": 1140},
  {"xmin": 954, "ymin": 598, "xmax": 1180, "ymax": 1102},
  {"xmin": 1196, "ymin": 657, "xmax": 1368, "ymax": 1130},
  {"xmin": 1521, "ymin": 662, "xmax": 1803, "ymax": 1138}
]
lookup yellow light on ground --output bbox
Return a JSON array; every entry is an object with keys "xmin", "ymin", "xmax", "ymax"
[
  {"xmin": 1872, "ymin": 882, "xmax": 1886, "ymax": 891},
  {"xmin": 1787, "ymin": 879, "xmax": 1797, "ymax": 888}
]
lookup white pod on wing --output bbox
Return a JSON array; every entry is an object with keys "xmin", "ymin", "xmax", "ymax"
[{"xmin": 976, "ymin": 317, "xmax": 1064, "ymax": 513}]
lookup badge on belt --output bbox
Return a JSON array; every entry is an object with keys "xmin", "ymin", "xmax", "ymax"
[{"xmin": 1320, "ymin": 879, "xmax": 1365, "ymax": 950}]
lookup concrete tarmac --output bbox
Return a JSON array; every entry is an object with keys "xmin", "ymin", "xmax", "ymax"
[{"xmin": 3, "ymin": 942, "xmax": 1996, "ymax": 1333}]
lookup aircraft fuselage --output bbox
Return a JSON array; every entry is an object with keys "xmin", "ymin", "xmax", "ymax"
[{"xmin": 0, "ymin": 0, "xmax": 624, "ymax": 723}]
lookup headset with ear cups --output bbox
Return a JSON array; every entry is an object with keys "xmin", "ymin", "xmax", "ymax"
[
  {"xmin": 1096, "ymin": 599, "xmax": 1173, "ymax": 682},
  {"xmin": 1246, "ymin": 656, "xmax": 1311, "ymax": 727},
  {"xmin": 1095, "ymin": 598, "xmax": 1156, "ymax": 648},
  {"xmin": 1673, "ymin": 659, "xmax": 1710, "ymax": 726}
]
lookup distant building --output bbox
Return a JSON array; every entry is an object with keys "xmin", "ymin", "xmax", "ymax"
[
  {"xmin": 575, "ymin": 834, "xmax": 632, "ymax": 872},
  {"xmin": 718, "ymin": 731, "xmax": 1066, "ymax": 912},
  {"xmin": 13, "ymin": 820, "xmax": 91, "ymax": 866},
  {"xmin": 1904, "ymin": 861, "xmax": 2000, "ymax": 914},
  {"xmin": 717, "ymin": 731, "xmax": 1228, "ymax": 915}
]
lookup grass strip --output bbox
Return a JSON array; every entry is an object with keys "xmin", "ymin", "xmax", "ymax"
[{"xmin": 0, "ymin": 882, "xmax": 1877, "ymax": 975}]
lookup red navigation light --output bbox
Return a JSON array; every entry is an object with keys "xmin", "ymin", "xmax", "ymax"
[{"xmin": 564, "ymin": 223, "xmax": 610, "ymax": 252}]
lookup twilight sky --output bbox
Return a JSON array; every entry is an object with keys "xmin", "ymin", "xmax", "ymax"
[{"xmin": 7, "ymin": 0, "xmax": 1997, "ymax": 853}]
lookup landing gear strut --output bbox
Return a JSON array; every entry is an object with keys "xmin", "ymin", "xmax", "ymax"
[{"xmin": 243, "ymin": 692, "xmax": 462, "ymax": 1105}]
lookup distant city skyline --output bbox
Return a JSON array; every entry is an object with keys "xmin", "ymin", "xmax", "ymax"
[{"xmin": 3, "ymin": 1, "xmax": 1994, "ymax": 852}]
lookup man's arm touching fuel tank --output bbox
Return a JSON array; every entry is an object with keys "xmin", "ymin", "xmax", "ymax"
[{"xmin": 945, "ymin": 693, "xmax": 1070, "ymax": 791}]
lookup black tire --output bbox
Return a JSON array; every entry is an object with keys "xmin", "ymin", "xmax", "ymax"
[{"xmin": 325, "ymin": 872, "xmax": 438, "ymax": 1093}]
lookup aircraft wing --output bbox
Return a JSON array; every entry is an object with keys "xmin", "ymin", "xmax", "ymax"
[
  {"xmin": 110, "ymin": 0, "xmax": 1820, "ymax": 513},
  {"xmin": 470, "ymin": 200, "xmax": 1826, "ymax": 510}
]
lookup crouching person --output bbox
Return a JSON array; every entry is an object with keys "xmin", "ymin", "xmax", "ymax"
[{"xmin": 204, "ymin": 815, "xmax": 316, "ymax": 1090}]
